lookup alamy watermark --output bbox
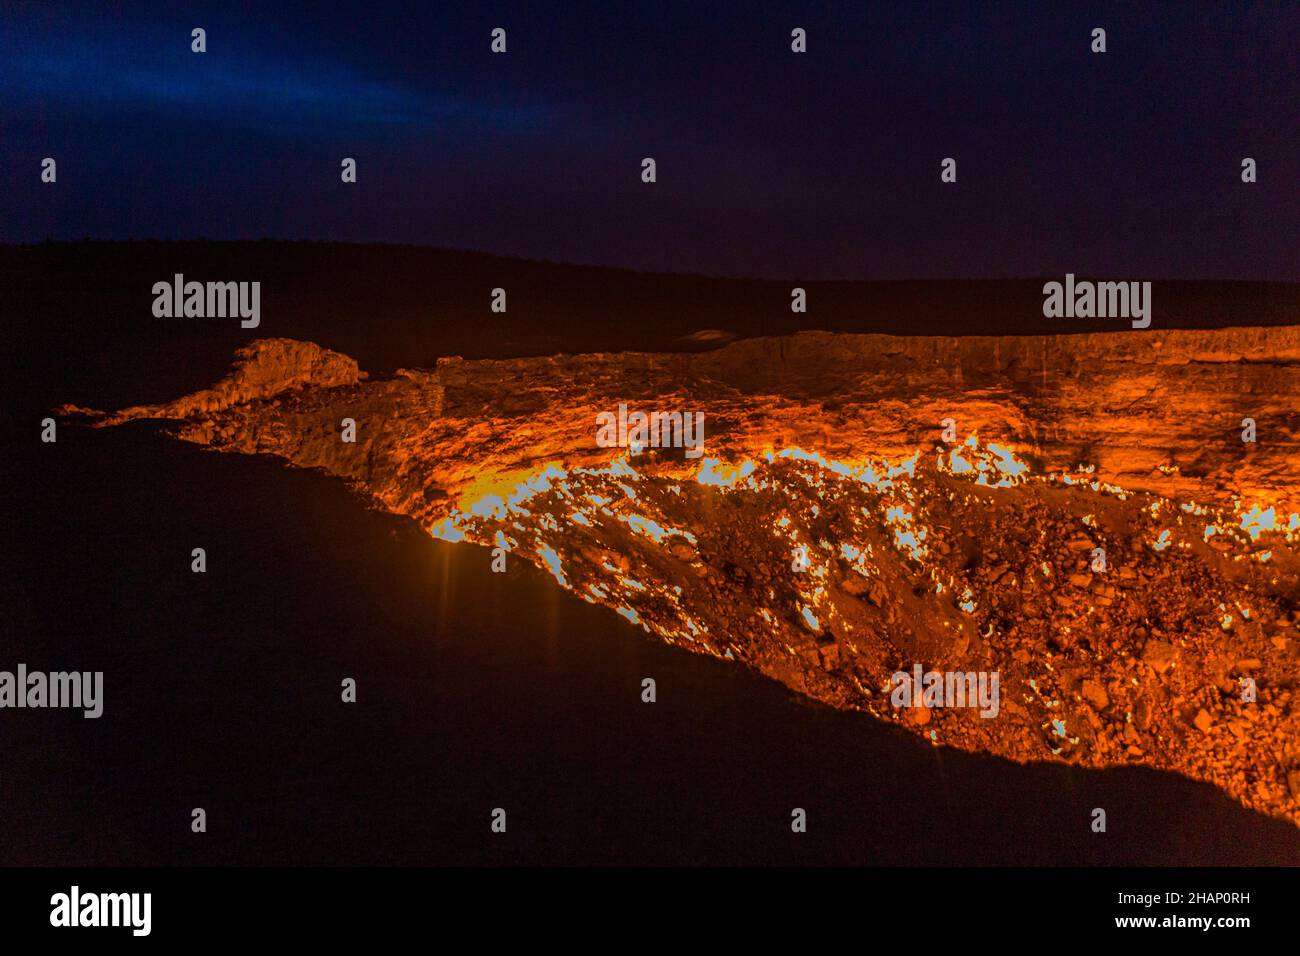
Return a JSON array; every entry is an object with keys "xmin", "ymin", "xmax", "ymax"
[
  {"xmin": 0, "ymin": 664, "xmax": 103, "ymax": 718},
  {"xmin": 1042, "ymin": 274, "xmax": 1151, "ymax": 329},
  {"xmin": 50, "ymin": 886, "xmax": 150, "ymax": 936},
  {"xmin": 152, "ymin": 274, "xmax": 260, "ymax": 328},
  {"xmin": 890, "ymin": 664, "xmax": 1000, "ymax": 718}
]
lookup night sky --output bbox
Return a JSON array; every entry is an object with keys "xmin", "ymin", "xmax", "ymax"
[{"xmin": 2, "ymin": 1, "xmax": 1296, "ymax": 280}]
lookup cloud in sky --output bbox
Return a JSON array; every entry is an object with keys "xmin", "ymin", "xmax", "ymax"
[{"xmin": 0, "ymin": 28, "xmax": 550, "ymax": 135}]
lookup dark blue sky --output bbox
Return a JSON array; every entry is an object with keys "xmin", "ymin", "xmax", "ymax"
[{"xmin": 2, "ymin": 1, "xmax": 1296, "ymax": 279}]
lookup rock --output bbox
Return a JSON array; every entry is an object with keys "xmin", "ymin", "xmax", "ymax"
[
  {"xmin": 904, "ymin": 703, "xmax": 931, "ymax": 727},
  {"xmin": 840, "ymin": 574, "xmax": 870, "ymax": 596},
  {"xmin": 1134, "ymin": 695, "xmax": 1153, "ymax": 730},
  {"xmin": 669, "ymin": 541, "xmax": 696, "ymax": 562},
  {"xmin": 1142, "ymin": 640, "xmax": 1177, "ymax": 674},
  {"xmin": 1068, "ymin": 572, "xmax": 1093, "ymax": 588},
  {"xmin": 724, "ymin": 562, "xmax": 751, "ymax": 584},
  {"xmin": 1193, "ymin": 709, "xmax": 1214, "ymax": 734},
  {"xmin": 97, "ymin": 338, "xmax": 365, "ymax": 425},
  {"xmin": 1082, "ymin": 679, "xmax": 1109, "ymax": 710}
]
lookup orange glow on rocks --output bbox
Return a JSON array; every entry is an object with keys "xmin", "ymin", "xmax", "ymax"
[{"xmin": 66, "ymin": 328, "xmax": 1300, "ymax": 827}]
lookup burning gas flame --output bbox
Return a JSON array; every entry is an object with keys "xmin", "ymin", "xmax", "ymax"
[{"xmin": 429, "ymin": 434, "xmax": 1297, "ymax": 663}]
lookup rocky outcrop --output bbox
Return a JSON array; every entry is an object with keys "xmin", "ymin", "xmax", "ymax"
[{"xmin": 64, "ymin": 338, "xmax": 366, "ymax": 424}]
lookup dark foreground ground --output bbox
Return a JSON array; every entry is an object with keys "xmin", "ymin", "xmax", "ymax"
[{"xmin": 3, "ymin": 424, "xmax": 1299, "ymax": 865}]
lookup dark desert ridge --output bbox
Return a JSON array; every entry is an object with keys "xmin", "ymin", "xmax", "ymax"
[{"xmin": 5, "ymin": 241, "xmax": 1300, "ymax": 864}]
